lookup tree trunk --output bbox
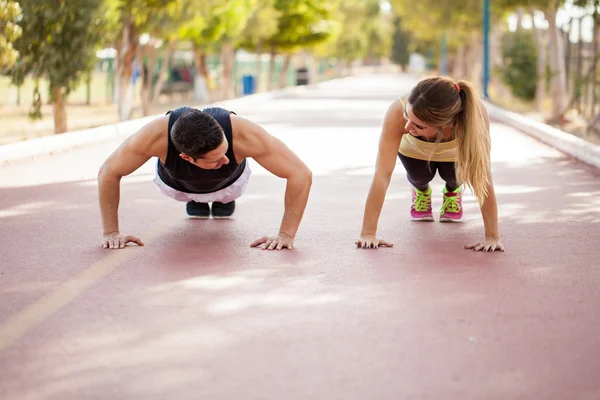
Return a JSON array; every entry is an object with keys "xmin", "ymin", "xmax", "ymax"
[
  {"xmin": 531, "ymin": 9, "xmax": 547, "ymax": 113},
  {"xmin": 152, "ymin": 39, "xmax": 176, "ymax": 103},
  {"xmin": 268, "ymin": 48, "xmax": 276, "ymax": 92},
  {"xmin": 545, "ymin": 7, "xmax": 568, "ymax": 122},
  {"xmin": 220, "ymin": 41, "xmax": 235, "ymax": 100},
  {"xmin": 193, "ymin": 46, "xmax": 211, "ymax": 102},
  {"xmin": 563, "ymin": 17, "xmax": 572, "ymax": 92},
  {"xmin": 576, "ymin": 16, "xmax": 584, "ymax": 113},
  {"xmin": 516, "ymin": 7, "xmax": 525, "ymax": 31},
  {"xmin": 278, "ymin": 54, "xmax": 292, "ymax": 89},
  {"xmin": 117, "ymin": 19, "xmax": 138, "ymax": 121},
  {"xmin": 558, "ymin": 47, "xmax": 600, "ymax": 118},
  {"xmin": 589, "ymin": 12, "xmax": 599, "ymax": 120},
  {"xmin": 52, "ymin": 87, "xmax": 67, "ymax": 134},
  {"xmin": 139, "ymin": 45, "xmax": 151, "ymax": 117},
  {"xmin": 586, "ymin": 111, "xmax": 600, "ymax": 136}
]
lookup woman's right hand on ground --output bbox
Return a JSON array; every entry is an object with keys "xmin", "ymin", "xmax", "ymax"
[
  {"xmin": 102, "ymin": 232, "xmax": 144, "ymax": 249},
  {"xmin": 356, "ymin": 234, "xmax": 393, "ymax": 249}
]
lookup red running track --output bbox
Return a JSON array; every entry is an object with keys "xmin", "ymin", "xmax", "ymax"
[{"xmin": 1, "ymin": 75, "xmax": 600, "ymax": 400}]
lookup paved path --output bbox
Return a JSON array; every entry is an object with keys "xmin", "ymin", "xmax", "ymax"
[{"xmin": 1, "ymin": 75, "xmax": 600, "ymax": 400}]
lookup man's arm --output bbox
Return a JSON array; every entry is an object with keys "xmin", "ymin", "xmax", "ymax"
[
  {"xmin": 232, "ymin": 115, "xmax": 312, "ymax": 243},
  {"xmin": 98, "ymin": 116, "xmax": 167, "ymax": 246}
]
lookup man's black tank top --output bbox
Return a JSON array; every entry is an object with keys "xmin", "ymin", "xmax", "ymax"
[{"xmin": 156, "ymin": 106, "xmax": 246, "ymax": 194}]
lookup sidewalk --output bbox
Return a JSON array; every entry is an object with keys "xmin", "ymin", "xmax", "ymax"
[{"xmin": 1, "ymin": 74, "xmax": 599, "ymax": 400}]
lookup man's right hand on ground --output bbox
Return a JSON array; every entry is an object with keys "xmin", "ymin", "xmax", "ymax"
[{"xmin": 102, "ymin": 232, "xmax": 144, "ymax": 249}]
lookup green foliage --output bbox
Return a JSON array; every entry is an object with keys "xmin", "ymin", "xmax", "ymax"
[
  {"xmin": 102, "ymin": 0, "xmax": 181, "ymax": 46},
  {"xmin": 328, "ymin": 1, "xmax": 368, "ymax": 61},
  {"xmin": 267, "ymin": 0, "xmax": 339, "ymax": 51},
  {"xmin": 0, "ymin": 0, "xmax": 22, "ymax": 72},
  {"xmin": 10, "ymin": 0, "xmax": 106, "ymax": 101},
  {"xmin": 362, "ymin": 0, "xmax": 394, "ymax": 60},
  {"xmin": 308, "ymin": 0, "xmax": 397, "ymax": 62},
  {"xmin": 237, "ymin": 0, "xmax": 281, "ymax": 51},
  {"xmin": 115, "ymin": 0, "xmax": 176, "ymax": 26},
  {"xmin": 499, "ymin": 29, "xmax": 538, "ymax": 101},
  {"xmin": 389, "ymin": 0, "xmax": 532, "ymax": 54},
  {"xmin": 390, "ymin": 0, "xmax": 482, "ymax": 46},
  {"xmin": 391, "ymin": 16, "xmax": 410, "ymax": 68},
  {"xmin": 179, "ymin": 0, "xmax": 256, "ymax": 51}
]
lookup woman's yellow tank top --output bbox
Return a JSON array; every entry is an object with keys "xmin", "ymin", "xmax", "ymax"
[{"xmin": 398, "ymin": 134, "xmax": 458, "ymax": 162}]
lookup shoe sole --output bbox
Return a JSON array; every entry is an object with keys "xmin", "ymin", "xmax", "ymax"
[
  {"xmin": 439, "ymin": 218, "xmax": 463, "ymax": 223},
  {"xmin": 212, "ymin": 210, "xmax": 235, "ymax": 219},
  {"xmin": 187, "ymin": 215, "xmax": 210, "ymax": 219},
  {"xmin": 411, "ymin": 216, "xmax": 434, "ymax": 222}
]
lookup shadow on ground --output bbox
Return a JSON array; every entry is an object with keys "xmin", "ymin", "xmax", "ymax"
[{"xmin": 1, "ymin": 142, "xmax": 600, "ymax": 400}]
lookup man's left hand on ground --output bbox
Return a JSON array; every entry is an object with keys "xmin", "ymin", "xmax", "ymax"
[{"xmin": 250, "ymin": 233, "xmax": 294, "ymax": 250}]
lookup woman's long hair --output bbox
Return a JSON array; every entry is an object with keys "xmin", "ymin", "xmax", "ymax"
[{"xmin": 407, "ymin": 76, "xmax": 491, "ymax": 204}]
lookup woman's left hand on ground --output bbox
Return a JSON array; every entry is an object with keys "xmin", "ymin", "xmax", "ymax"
[
  {"xmin": 251, "ymin": 233, "xmax": 294, "ymax": 250},
  {"xmin": 465, "ymin": 238, "xmax": 505, "ymax": 252}
]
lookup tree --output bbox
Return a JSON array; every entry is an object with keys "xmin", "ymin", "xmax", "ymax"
[
  {"xmin": 390, "ymin": 0, "xmax": 493, "ymax": 82},
  {"xmin": 495, "ymin": 0, "xmax": 569, "ymax": 120},
  {"xmin": 362, "ymin": 0, "xmax": 394, "ymax": 63},
  {"xmin": 136, "ymin": 0, "xmax": 193, "ymax": 116},
  {"xmin": 324, "ymin": 0, "xmax": 370, "ymax": 68},
  {"xmin": 265, "ymin": 0, "xmax": 339, "ymax": 89},
  {"xmin": 178, "ymin": 0, "xmax": 256, "ymax": 101},
  {"xmin": 9, "ymin": 0, "xmax": 106, "ymax": 133},
  {"xmin": 499, "ymin": 29, "xmax": 538, "ymax": 100},
  {"xmin": 211, "ymin": 0, "xmax": 258, "ymax": 99},
  {"xmin": 392, "ymin": 15, "xmax": 411, "ymax": 70},
  {"xmin": 237, "ymin": 0, "xmax": 281, "ymax": 92},
  {"xmin": 106, "ymin": 0, "xmax": 178, "ymax": 121},
  {"xmin": 0, "ymin": 0, "xmax": 22, "ymax": 73}
]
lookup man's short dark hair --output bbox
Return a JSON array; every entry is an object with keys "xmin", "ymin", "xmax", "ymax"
[{"xmin": 171, "ymin": 109, "xmax": 224, "ymax": 160}]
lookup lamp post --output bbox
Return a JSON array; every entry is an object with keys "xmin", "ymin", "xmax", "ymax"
[{"xmin": 483, "ymin": 0, "xmax": 490, "ymax": 99}]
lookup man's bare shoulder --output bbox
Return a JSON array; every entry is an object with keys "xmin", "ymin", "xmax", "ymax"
[
  {"xmin": 229, "ymin": 113, "xmax": 268, "ymax": 159},
  {"xmin": 127, "ymin": 114, "xmax": 170, "ymax": 159}
]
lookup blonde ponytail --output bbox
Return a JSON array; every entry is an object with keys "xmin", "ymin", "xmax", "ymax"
[{"xmin": 454, "ymin": 80, "xmax": 491, "ymax": 205}]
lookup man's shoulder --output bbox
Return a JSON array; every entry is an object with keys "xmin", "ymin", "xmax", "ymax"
[
  {"xmin": 228, "ymin": 113, "xmax": 270, "ymax": 159},
  {"xmin": 201, "ymin": 106, "xmax": 237, "ymax": 118},
  {"xmin": 128, "ymin": 114, "xmax": 170, "ymax": 158}
]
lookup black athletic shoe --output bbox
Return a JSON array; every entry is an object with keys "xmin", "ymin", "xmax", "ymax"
[
  {"xmin": 186, "ymin": 201, "xmax": 210, "ymax": 218},
  {"xmin": 211, "ymin": 201, "xmax": 235, "ymax": 218}
]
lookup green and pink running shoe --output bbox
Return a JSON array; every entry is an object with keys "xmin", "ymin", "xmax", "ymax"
[
  {"xmin": 410, "ymin": 187, "xmax": 434, "ymax": 221},
  {"xmin": 440, "ymin": 186, "xmax": 463, "ymax": 222}
]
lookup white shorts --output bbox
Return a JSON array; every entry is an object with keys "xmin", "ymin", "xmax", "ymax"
[{"xmin": 153, "ymin": 161, "xmax": 252, "ymax": 203}]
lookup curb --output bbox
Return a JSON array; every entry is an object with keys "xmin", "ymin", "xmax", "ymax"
[
  {"xmin": 485, "ymin": 102, "xmax": 600, "ymax": 170},
  {"xmin": 0, "ymin": 75, "xmax": 353, "ymax": 166},
  {"xmin": 0, "ymin": 116, "xmax": 157, "ymax": 166}
]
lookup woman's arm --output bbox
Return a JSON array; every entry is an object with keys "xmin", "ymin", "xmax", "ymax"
[
  {"xmin": 466, "ymin": 104, "xmax": 505, "ymax": 252},
  {"xmin": 358, "ymin": 98, "xmax": 406, "ymax": 248}
]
